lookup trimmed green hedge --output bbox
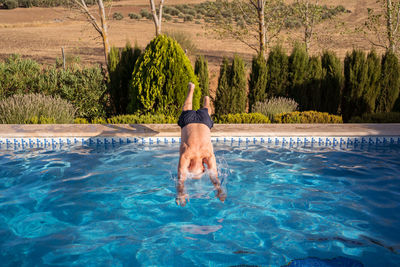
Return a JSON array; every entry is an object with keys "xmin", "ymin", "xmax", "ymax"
[
  {"xmin": 274, "ymin": 111, "xmax": 343, "ymax": 123},
  {"xmin": 74, "ymin": 114, "xmax": 177, "ymax": 124},
  {"xmin": 349, "ymin": 112, "xmax": 400, "ymax": 123},
  {"xmin": 214, "ymin": 113, "xmax": 270, "ymax": 124}
]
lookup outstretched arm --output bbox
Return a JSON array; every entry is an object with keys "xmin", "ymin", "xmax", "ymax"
[
  {"xmin": 176, "ymin": 154, "xmax": 190, "ymax": 206},
  {"xmin": 206, "ymin": 154, "xmax": 226, "ymax": 202}
]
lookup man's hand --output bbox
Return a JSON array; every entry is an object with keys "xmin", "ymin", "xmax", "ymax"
[
  {"xmin": 216, "ymin": 188, "xmax": 227, "ymax": 203},
  {"xmin": 176, "ymin": 193, "xmax": 189, "ymax": 207}
]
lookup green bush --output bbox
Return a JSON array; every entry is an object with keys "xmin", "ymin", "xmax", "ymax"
[
  {"xmin": 214, "ymin": 113, "xmax": 270, "ymax": 124},
  {"xmin": 248, "ymin": 53, "xmax": 267, "ymax": 112},
  {"xmin": 365, "ymin": 50, "xmax": 382, "ymax": 113},
  {"xmin": 342, "ymin": 49, "xmax": 369, "ymax": 121},
  {"xmin": 376, "ymin": 51, "xmax": 400, "ymax": 113},
  {"xmin": 194, "ymin": 55, "xmax": 209, "ymax": 98},
  {"xmin": 128, "ymin": 35, "xmax": 200, "ymax": 117},
  {"xmin": 214, "ymin": 55, "xmax": 247, "ymax": 115},
  {"xmin": 305, "ymin": 55, "xmax": 323, "ymax": 111},
  {"xmin": 0, "ymin": 93, "xmax": 75, "ymax": 124},
  {"xmin": 128, "ymin": 13, "xmax": 141, "ymax": 19},
  {"xmin": 140, "ymin": 9, "xmax": 152, "ymax": 19},
  {"xmin": 108, "ymin": 42, "xmax": 141, "ymax": 115},
  {"xmin": 266, "ymin": 45, "xmax": 289, "ymax": 97},
  {"xmin": 107, "ymin": 114, "xmax": 177, "ymax": 124},
  {"xmin": 288, "ymin": 43, "xmax": 309, "ymax": 110},
  {"xmin": 113, "ymin": 12, "xmax": 124, "ymax": 20},
  {"xmin": 321, "ymin": 50, "xmax": 343, "ymax": 114},
  {"xmin": 349, "ymin": 112, "xmax": 400, "ymax": 123},
  {"xmin": 74, "ymin": 118, "xmax": 89, "ymax": 124},
  {"xmin": 274, "ymin": 111, "xmax": 343, "ymax": 123},
  {"xmin": 184, "ymin": 15, "xmax": 194, "ymax": 22},
  {"xmin": 252, "ymin": 97, "xmax": 298, "ymax": 121},
  {"xmin": 163, "ymin": 14, "xmax": 172, "ymax": 21},
  {"xmin": 0, "ymin": 55, "xmax": 107, "ymax": 119},
  {"xmin": 4, "ymin": 0, "xmax": 18, "ymax": 9}
]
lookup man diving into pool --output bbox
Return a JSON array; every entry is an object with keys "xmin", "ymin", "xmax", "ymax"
[{"xmin": 176, "ymin": 82, "xmax": 226, "ymax": 207}]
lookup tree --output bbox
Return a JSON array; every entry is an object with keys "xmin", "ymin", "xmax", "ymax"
[
  {"xmin": 127, "ymin": 35, "xmax": 200, "ymax": 116},
  {"xmin": 108, "ymin": 42, "xmax": 141, "ymax": 115},
  {"xmin": 215, "ymin": 58, "xmax": 231, "ymax": 115},
  {"xmin": 149, "ymin": 0, "xmax": 165, "ymax": 36},
  {"xmin": 194, "ymin": 55, "xmax": 210, "ymax": 98},
  {"xmin": 342, "ymin": 49, "xmax": 369, "ymax": 120},
  {"xmin": 206, "ymin": 0, "xmax": 288, "ymax": 57},
  {"xmin": 306, "ymin": 55, "xmax": 323, "ymax": 111},
  {"xmin": 376, "ymin": 51, "xmax": 400, "ymax": 112},
  {"xmin": 248, "ymin": 53, "xmax": 268, "ymax": 111},
  {"xmin": 288, "ymin": 43, "xmax": 309, "ymax": 109},
  {"xmin": 292, "ymin": 0, "xmax": 323, "ymax": 53},
  {"xmin": 362, "ymin": 0, "xmax": 400, "ymax": 54},
  {"xmin": 266, "ymin": 45, "xmax": 289, "ymax": 97},
  {"xmin": 365, "ymin": 50, "xmax": 382, "ymax": 114},
  {"xmin": 321, "ymin": 50, "xmax": 343, "ymax": 114},
  {"xmin": 230, "ymin": 55, "xmax": 247, "ymax": 113},
  {"xmin": 70, "ymin": 0, "xmax": 110, "ymax": 63}
]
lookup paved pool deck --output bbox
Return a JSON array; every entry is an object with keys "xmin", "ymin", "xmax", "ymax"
[{"xmin": 0, "ymin": 124, "xmax": 399, "ymax": 137}]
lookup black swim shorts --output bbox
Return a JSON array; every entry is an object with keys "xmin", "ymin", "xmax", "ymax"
[{"xmin": 178, "ymin": 108, "xmax": 214, "ymax": 129}]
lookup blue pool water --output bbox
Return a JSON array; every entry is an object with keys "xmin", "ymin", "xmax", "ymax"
[{"xmin": 0, "ymin": 143, "xmax": 399, "ymax": 266}]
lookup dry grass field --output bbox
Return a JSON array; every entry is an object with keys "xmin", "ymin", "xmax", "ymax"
[{"xmin": 0, "ymin": 0, "xmax": 384, "ymax": 91}]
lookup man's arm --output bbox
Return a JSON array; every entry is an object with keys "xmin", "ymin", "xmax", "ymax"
[
  {"xmin": 206, "ymin": 154, "xmax": 226, "ymax": 202},
  {"xmin": 176, "ymin": 153, "xmax": 190, "ymax": 206}
]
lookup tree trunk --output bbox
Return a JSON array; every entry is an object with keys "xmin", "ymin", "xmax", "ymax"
[
  {"xmin": 150, "ymin": 0, "xmax": 165, "ymax": 36},
  {"xmin": 387, "ymin": 0, "xmax": 396, "ymax": 53},
  {"xmin": 257, "ymin": 0, "xmax": 266, "ymax": 57},
  {"xmin": 98, "ymin": 0, "xmax": 110, "ymax": 63}
]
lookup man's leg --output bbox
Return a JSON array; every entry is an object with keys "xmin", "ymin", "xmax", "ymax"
[
  {"xmin": 182, "ymin": 82, "xmax": 195, "ymax": 111},
  {"xmin": 203, "ymin": 96, "xmax": 211, "ymax": 115}
]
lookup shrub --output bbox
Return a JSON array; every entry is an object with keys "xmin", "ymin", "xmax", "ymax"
[
  {"xmin": 0, "ymin": 55, "xmax": 107, "ymax": 119},
  {"xmin": 288, "ymin": 43, "xmax": 309, "ymax": 109},
  {"xmin": 74, "ymin": 118, "xmax": 89, "ymax": 124},
  {"xmin": 266, "ymin": 45, "xmax": 289, "ymax": 97},
  {"xmin": 113, "ymin": 12, "xmax": 124, "ymax": 20},
  {"xmin": 214, "ymin": 113, "xmax": 270, "ymax": 124},
  {"xmin": 194, "ymin": 55, "xmax": 209, "ymax": 98},
  {"xmin": 248, "ymin": 53, "xmax": 267, "ymax": 112},
  {"xmin": 166, "ymin": 6, "xmax": 180, "ymax": 16},
  {"xmin": 365, "ymin": 50, "xmax": 382, "ymax": 113},
  {"xmin": 274, "ymin": 111, "xmax": 343, "ymax": 123},
  {"xmin": 140, "ymin": 9, "xmax": 151, "ymax": 19},
  {"xmin": 305, "ymin": 55, "xmax": 323, "ymax": 111},
  {"xmin": 128, "ymin": 35, "xmax": 200, "ymax": 117},
  {"xmin": 321, "ymin": 50, "xmax": 343, "ymax": 114},
  {"xmin": 4, "ymin": 0, "xmax": 18, "ymax": 9},
  {"xmin": 253, "ymin": 97, "xmax": 298, "ymax": 121},
  {"xmin": 128, "ymin": 13, "xmax": 141, "ymax": 19},
  {"xmin": 18, "ymin": 0, "xmax": 33, "ymax": 8},
  {"xmin": 214, "ymin": 56, "xmax": 247, "ymax": 115},
  {"xmin": 164, "ymin": 31, "xmax": 197, "ymax": 54},
  {"xmin": 183, "ymin": 15, "xmax": 194, "ymax": 22},
  {"xmin": 108, "ymin": 42, "xmax": 141, "ymax": 115},
  {"xmin": 163, "ymin": 14, "xmax": 172, "ymax": 21},
  {"xmin": 0, "ymin": 93, "xmax": 75, "ymax": 124},
  {"xmin": 215, "ymin": 58, "xmax": 231, "ymax": 115},
  {"xmin": 107, "ymin": 114, "xmax": 177, "ymax": 124},
  {"xmin": 349, "ymin": 112, "xmax": 400, "ymax": 123},
  {"xmin": 376, "ymin": 51, "xmax": 400, "ymax": 113},
  {"xmin": 342, "ymin": 49, "xmax": 369, "ymax": 121}
]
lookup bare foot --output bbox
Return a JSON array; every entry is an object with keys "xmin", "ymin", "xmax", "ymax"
[{"xmin": 188, "ymin": 82, "xmax": 195, "ymax": 92}]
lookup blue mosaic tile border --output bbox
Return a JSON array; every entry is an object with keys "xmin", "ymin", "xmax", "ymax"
[{"xmin": 0, "ymin": 136, "xmax": 399, "ymax": 150}]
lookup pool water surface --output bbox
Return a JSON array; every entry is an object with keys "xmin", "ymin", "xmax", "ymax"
[{"xmin": 0, "ymin": 143, "xmax": 399, "ymax": 266}]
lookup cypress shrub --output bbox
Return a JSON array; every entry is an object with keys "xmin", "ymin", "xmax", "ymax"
[
  {"xmin": 306, "ymin": 56, "xmax": 323, "ymax": 111},
  {"xmin": 342, "ymin": 49, "xmax": 368, "ymax": 121},
  {"xmin": 229, "ymin": 55, "xmax": 247, "ymax": 114},
  {"xmin": 127, "ymin": 35, "xmax": 200, "ymax": 116},
  {"xmin": 194, "ymin": 55, "xmax": 209, "ymax": 98},
  {"xmin": 321, "ymin": 51, "xmax": 343, "ymax": 114},
  {"xmin": 288, "ymin": 43, "xmax": 309, "ymax": 109},
  {"xmin": 376, "ymin": 51, "xmax": 400, "ymax": 113},
  {"xmin": 108, "ymin": 42, "xmax": 141, "ymax": 115},
  {"xmin": 248, "ymin": 53, "xmax": 267, "ymax": 112},
  {"xmin": 214, "ymin": 57, "xmax": 231, "ymax": 115},
  {"xmin": 365, "ymin": 50, "xmax": 381, "ymax": 113},
  {"xmin": 266, "ymin": 45, "xmax": 289, "ymax": 97}
]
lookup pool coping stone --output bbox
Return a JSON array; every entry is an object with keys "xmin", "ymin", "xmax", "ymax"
[{"xmin": 0, "ymin": 124, "xmax": 399, "ymax": 137}]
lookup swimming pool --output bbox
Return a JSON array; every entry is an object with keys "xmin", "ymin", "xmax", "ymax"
[{"xmin": 0, "ymin": 142, "xmax": 399, "ymax": 266}]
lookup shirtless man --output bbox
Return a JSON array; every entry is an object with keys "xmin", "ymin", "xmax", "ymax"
[{"xmin": 176, "ymin": 82, "xmax": 226, "ymax": 207}]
